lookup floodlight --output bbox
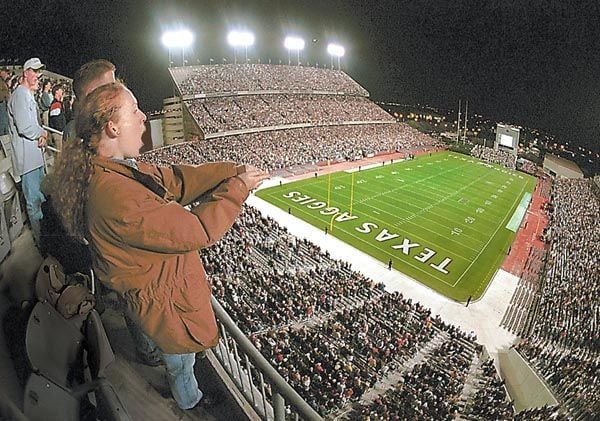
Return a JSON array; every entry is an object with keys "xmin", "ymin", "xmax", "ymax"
[
  {"xmin": 327, "ymin": 43, "xmax": 345, "ymax": 70},
  {"xmin": 284, "ymin": 36, "xmax": 305, "ymax": 51},
  {"xmin": 161, "ymin": 29, "xmax": 195, "ymax": 49},
  {"xmin": 327, "ymin": 43, "xmax": 345, "ymax": 57},
  {"xmin": 227, "ymin": 30, "xmax": 255, "ymax": 48}
]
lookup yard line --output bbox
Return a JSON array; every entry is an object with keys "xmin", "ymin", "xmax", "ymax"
[
  {"xmin": 264, "ymin": 191, "xmax": 458, "ymax": 287},
  {"xmin": 359, "ymin": 160, "xmax": 503, "ymax": 205},
  {"xmin": 309, "ymin": 182, "xmax": 484, "ymax": 253},
  {"xmin": 354, "ymin": 160, "xmax": 475, "ymax": 203},
  {"xmin": 395, "ymin": 174, "xmax": 493, "ymax": 225},
  {"xmin": 363, "ymin": 163, "xmax": 511, "ymax": 221},
  {"xmin": 352, "ymin": 183, "xmax": 494, "ymax": 243},
  {"xmin": 306, "ymin": 164, "xmax": 493, "ymax": 247},
  {"xmin": 355, "ymin": 187, "xmax": 486, "ymax": 254},
  {"xmin": 413, "ymin": 176, "xmax": 522, "ymax": 216},
  {"xmin": 357, "ymin": 192, "xmax": 485, "ymax": 247},
  {"xmin": 265, "ymin": 188, "xmax": 473, "ymax": 264},
  {"xmin": 452, "ymin": 183, "xmax": 527, "ymax": 287},
  {"xmin": 387, "ymin": 187, "xmax": 501, "ymax": 226},
  {"xmin": 298, "ymin": 183, "xmax": 479, "ymax": 258}
]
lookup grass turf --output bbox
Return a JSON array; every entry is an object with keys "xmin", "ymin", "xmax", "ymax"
[{"xmin": 256, "ymin": 151, "xmax": 537, "ymax": 302}]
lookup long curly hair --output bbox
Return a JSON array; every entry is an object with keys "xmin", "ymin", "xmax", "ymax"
[{"xmin": 46, "ymin": 82, "xmax": 127, "ymax": 241}]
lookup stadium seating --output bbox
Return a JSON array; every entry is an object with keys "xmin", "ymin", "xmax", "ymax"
[
  {"xmin": 171, "ymin": 64, "xmax": 369, "ymax": 96},
  {"xmin": 186, "ymin": 94, "xmax": 394, "ymax": 134},
  {"xmin": 471, "ymin": 144, "xmax": 516, "ymax": 169},
  {"xmin": 141, "ymin": 123, "xmax": 440, "ymax": 171},
  {"xmin": 515, "ymin": 178, "xmax": 599, "ymax": 419},
  {"xmin": 153, "ymin": 63, "xmax": 596, "ymax": 418}
]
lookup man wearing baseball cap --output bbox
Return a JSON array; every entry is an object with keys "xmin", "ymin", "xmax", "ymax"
[{"xmin": 8, "ymin": 57, "xmax": 48, "ymax": 245}]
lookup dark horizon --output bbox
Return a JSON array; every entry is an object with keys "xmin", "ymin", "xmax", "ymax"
[{"xmin": 1, "ymin": 0, "xmax": 598, "ymax": 154}]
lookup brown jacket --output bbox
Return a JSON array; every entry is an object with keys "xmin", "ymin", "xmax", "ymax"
[{"xmin": 87, "ymin": 158, "xmax": 248, "ymax": 354}]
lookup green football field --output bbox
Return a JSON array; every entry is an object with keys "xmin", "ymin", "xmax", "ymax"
[{"xmin": 256, "ymin": 151, "xmax": 537, "ymax": 302}]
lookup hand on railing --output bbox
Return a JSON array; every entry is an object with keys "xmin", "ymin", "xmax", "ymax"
[{"xmin": 38, "ymin": 131, "xmax": 48, "ymax": 148}]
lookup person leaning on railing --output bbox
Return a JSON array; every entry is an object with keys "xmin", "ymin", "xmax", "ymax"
[
  {"xmin": 7, "ymin": 57, "xmax": 48, "ymax": 245},
  {"xmin": 48, "ymin": 81, "xmax": 269, "ymax": 411}
]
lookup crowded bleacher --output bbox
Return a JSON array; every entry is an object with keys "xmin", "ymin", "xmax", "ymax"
[
  {"xmin": 172, "ymin": 64, "xmax": 370, "ymax": 96},
  {"xmin": 517, "ymin": 158, "xmax": 538, "ymax": 175},
  {"xmin": 0, "ymin": 65, "xmax": 74, "ymax": 140},
  {"xmin": 184, "ymin": 202, "xmax": 510, "ymax": 418},
  {"xmin": 4, "ymin": 57, "xmax": 596, "ymax": 420},
  {"xmin": 187, "ymin": 94, "xmax": 393, "ymax": 134},
  {"xmin": 471, "ymin": 144, "xmax": 516, "ymax": 169},
  {"xmin": 514, "ymin": 177, "xmax": 599, "ymax": 419},
  {"xmin": 142, "ymin": 123, "xmax": 439, "ymax": 172},
  {"xmin": 150, "ymin": 63, "xmax": 599, "ymax": 418}
]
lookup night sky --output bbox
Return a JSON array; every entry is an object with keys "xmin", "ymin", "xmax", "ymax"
[{"xmin": 2, "ymin": 0, "xmax": 599, "ymax": 152}]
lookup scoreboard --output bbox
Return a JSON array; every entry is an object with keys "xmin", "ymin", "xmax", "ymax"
[{"xmin": 495, "ymin": 124, "xmax": 519, "ymax": 155}]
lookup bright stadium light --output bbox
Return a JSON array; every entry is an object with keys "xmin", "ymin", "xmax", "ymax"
[
  {"xmin": 227, "ymin": 30, "xmax": 255, "ymax": 64},
  {"xmin": 327, "ymin": 43, "xmax": 345, "ymax": 70},
  {"xmin": 284, "ymin": 36, "xmax": 305, "ymax": 65},
  {"xmin": 161, "ymin": 29, "xmax": 194, "ymax": 49},
  {"xmin": 161, "ymin": 29, "xmax": 195, "ymax": 67}
]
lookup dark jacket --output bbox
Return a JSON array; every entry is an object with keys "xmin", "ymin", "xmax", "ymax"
[{"xmin": 48, "ymin": 98, "xmax": 66, "ymax": 132}]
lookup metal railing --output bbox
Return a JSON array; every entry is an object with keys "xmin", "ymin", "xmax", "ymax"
[
  {"xmin": 42, "ymin": 125, "xmax": 62, "ymax": 152},
  {"xmin": 210, "ymin": 296, "xmax": 322, "ymax": 421}
]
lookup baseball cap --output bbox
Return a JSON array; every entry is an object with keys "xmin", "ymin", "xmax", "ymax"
[{"xmin": 23, "ymin": 57, "xmax": 45, "ymax": 71}]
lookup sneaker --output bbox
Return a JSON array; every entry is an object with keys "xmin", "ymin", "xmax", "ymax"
[{"xmin": 190, "ymin": 391, "xmax": 222, "ymax": 410}]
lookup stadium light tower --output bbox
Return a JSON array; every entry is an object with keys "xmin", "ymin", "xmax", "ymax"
[
  {"xmin": 227, "ymin": 30, "xmax": 255, "ymax": 64},
  {"xmin": 327, "ymin": 43, "xmax": 345, "ymax": 70},
  {"xmin": 284, "ymin": 36, "xmax": 305, "ymax": 66},
  {"xmin": 161, "ymin": 29, "xmax": 195, "ymax": 67}
]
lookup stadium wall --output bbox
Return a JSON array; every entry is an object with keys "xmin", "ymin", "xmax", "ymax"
[
  {"xmin": 543, "ymin": 154, "xmax": 584, "ymax": 179},
  {"xmin": 498, "ymin": 348, "xmax": 558, "ymax": 412},
  {"xmin": 162, "ymin": 96, "xmax": 184, "ymax": 145}
]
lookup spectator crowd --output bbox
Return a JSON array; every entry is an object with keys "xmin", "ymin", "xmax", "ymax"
[
  {"xmin": 0, "ymin": 65, "xmax": 74, "ymax": 138},
  {"xmin": 5, "ymin": 58, "xmax": 589, "ymax": 419},
  {"xmin": 173, "ymin": 63, "xmax": 369, "ymax": 96},
  {"xmin": 516, "ymin": 158, "xmax": 539, "ymax": 175},
  {"xmin": 142, "ymin": 123, "xmax": 440, "ymax": 172},
  {"xmin": 516, "ymin": 177, "xmax": 599, "ymax": 419},
  {"xmin": 142, "ymin": 160, "xmax": 514, "ymax": 418},
  {"xmin": 186, "ymin": 94, "xmax": 393, "ymax": 134},
  {"xmin": 471, "ymin": 144, "xmax": 516, "ymax": 169}
]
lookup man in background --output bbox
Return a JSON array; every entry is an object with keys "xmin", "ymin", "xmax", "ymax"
[
  {"xmin": 8, "ymin": 58, "xmax": 48, "ymax": 245},
  {"xmin": 63, "ymin": 59, "xmax": 115, "ymax": 143},
  {"xmin": 38, "ymin": 79, "xmax": 53, "ymax": 126},
  {"xmin": 0, "ymin": 68, "xmax": 10, "ymax": 135},
  {"xmin": 48, "ymin": 84, "xmax": 65, "ymax": 152}
]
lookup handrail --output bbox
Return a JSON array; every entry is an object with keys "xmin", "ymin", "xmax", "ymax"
[
  {"xmin": 43, "ymin": 125, "xmax": 63, "ymax": 136},
  {"xmin": 210, "ymin": 295, "xmax": 322, "ymax": 421}
]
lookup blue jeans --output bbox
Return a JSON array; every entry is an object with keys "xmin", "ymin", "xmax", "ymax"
[
  {"xmin": 110, "ymin": 291, "xmax": 202, "ymax": 409},
  {"xmin": 129, "ymin": 321, "xmax": 202, "ymax": 409},
  {"xmin": 162, "ymin": 352, "xmax": 202, "ymax": 409},
  {"xmin": 21, "ymin": 166, "xmax": 46, "ymax": 245}
]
